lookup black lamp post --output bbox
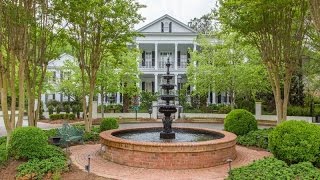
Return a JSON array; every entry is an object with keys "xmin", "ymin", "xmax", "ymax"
[{"xmin": 148, "ymin": 107, "xmax": 152, "ymax": 120}]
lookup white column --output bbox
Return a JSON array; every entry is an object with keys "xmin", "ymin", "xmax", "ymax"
[
  {"xmin": 212, "ymin": 92, "xmax": 216, "ymax": 104},
  {"xmin": 116, "ymin": 92, "xmax": 120, "ymax": 104},
  {"xmin": 174, "ymin": 43, "xmax": 178, "ymax": 70},
  {"xmin": 174, "ymin": 74, "xmax": 178, "ymax": 91},
  {"xmin": 155, "ymin": 43, "xmax": 158, "ymax": 70},
  {"xmin": 255, "ymin": 102, "xmax": 262, "ymax": 116},
  {"xmin": 155, "ymin": 73, "xmax": 158, "ymax": 93}
]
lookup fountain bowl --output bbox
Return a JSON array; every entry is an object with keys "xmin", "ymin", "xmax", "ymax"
[{"xmin": 100, "ymin": 127, "xmax": 237, "ymax": 169}]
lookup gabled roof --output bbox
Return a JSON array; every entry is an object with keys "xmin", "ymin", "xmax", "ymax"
[{"xmin": 137, "ymin": 14, "xmax": 197, "ymax": 33}]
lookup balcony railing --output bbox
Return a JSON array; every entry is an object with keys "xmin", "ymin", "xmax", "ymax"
[{"xmin": 139, "ymin": 60, "xmax": 154, "ymax": 69}]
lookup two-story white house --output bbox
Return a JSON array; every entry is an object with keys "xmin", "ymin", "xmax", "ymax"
[{"xmin": 41, "ymin": 14, "xmax": 229, "ymax": 108}]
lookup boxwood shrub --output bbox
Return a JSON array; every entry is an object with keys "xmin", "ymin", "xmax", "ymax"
[
  {"xmin": 228, "ymin": 157, "xmax": 320, "ymax": 180},
  {"xmin": 224, "ymin": 109, "xmax": 257, "ymax": 135},
  {"xmin": 10, "ymin": 127, "xmax": 48, "ymax": 160},
  {"xmin": 237, "ymin": 128, "xmax": 273, "ymax": 149},
  {"xmin": 269, "ymin": 120, "xmax": 320, "ymax": 166},
  {"xmin": 100, "ymin": 118, "xmax": 119, "ymax": 132},
  {"xmin": 49, "ymin": 113, "xmax": 76, "ymax": 120}
]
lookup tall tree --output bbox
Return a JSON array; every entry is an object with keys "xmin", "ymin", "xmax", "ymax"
[
  {"xmin": 218, "ymin": 0, "xmax": 309, "ymax": 123},
  {"xmin": 188, "ymin": 14, "xmax": 215, "ymax": 34},
  {"xmin": 309, "ymin": 0, "xmax": 320, "ymax": 31},
  {"xmin": 25, "ymin": 0, "xmax": 64, "ymax": 126},
  {"xmin": 188, "ymin": 32, "xmax": 269, "ymax": 109},
  {"xmin": 0, "ymin": 0, "xmax": 32, "ymax": 139},
  {"xmin": 55, "ymin": 0, "xmax": 144, "ymax": 131}
]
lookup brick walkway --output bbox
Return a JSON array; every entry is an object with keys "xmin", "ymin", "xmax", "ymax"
[{"xmin": 69, "ymin": 144, "xmax": 271, "ymax": 180}]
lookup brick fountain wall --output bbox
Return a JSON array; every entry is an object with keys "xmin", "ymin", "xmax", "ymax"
[{"xmin": 100, "ymin": 127, "xmax": 237, "ymax": 169}]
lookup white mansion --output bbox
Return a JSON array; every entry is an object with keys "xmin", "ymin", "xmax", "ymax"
[{"xmin": 41, "ymin": 15, "xmax": 229, "ymax": 107}]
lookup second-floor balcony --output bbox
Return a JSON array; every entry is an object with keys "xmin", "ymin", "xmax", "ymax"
[{"xmin": 139, "ymin": 57, "xmax": 189, "ymax": 70}]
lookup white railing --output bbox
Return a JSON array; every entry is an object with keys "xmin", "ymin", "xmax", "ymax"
[{"xmin": 139, "ymin": 60, "xmax": 154, "ymax": 69}]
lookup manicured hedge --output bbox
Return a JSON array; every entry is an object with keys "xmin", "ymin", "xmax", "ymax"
[
  {"xmin": 10, "ymin": 127, "xmax": 48, "ymax": 160},
  {"xmin": 49, "ymin": 113, "xmax": 76, "ymax": 120},
  {"xmin": 228, "ymin": 157, "xmax": 320, "ymax": 180},
  {"xmin": 224, "ymin": 109, "xmax": 257, "ymax": 135},
  {"xmin": 269, "ymin": 120, "xmax": 320, "ymax": 166},
  {"xmin": 100, "ymin": 118, "xmax": 119, "ymax": 132}
]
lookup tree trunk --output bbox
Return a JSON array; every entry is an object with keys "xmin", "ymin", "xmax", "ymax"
[
  {"xmin": 16, "ymin": 59, "xmax": 25, "ymax": 127},
  {"xmin": 123, "ymin": 93, "xmax": 130, "ymax": 113},
  {"xmin": 101, "ymin": 88, "xmax": 105, "ymax": 118},
  {"xmin": 229, "ymin": 91, "xmax": 235, "ymax": 109}
]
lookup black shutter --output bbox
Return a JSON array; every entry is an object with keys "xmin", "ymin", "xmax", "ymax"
[
  {"xmin": 152, "ymin": 82, "xmax": 155, "ymax": 93},
  {"xmin": 187, "ymin": 85, "xmax": 191, "ymax": 94},
  {"xmin": 218, "ymin": 94, "xmax": 221, "ymax": 104},
  {"xmin": 142, "ymin": 82, "xmax": 145, "ymax": 91},
  {"xmin": 169, "ymin": 22, "xmax": 172, "ymax": 32},
  {"xmin": 142, "ymin": 51, "xmax": 145, "ymax": 66},
  {"xmin": 210, "ymin": 92, "xmax": 213, "ymax": 104},
  {"xmin": 187, "ymin": 52, "xmax": 190, "ymax": 64},
  {"xmin": 161, "ymin": 22, "xmax": 164, "ymax": 32},
  {"xmin": 120, "ymin": 93, "xmax": 122, "ymax": 103},
  {"xmin": 177, "ymin": 51, "xmax": 181, "ymax": 66},
  {"xmin": 152, "ymin": 51, "xmax": 155, "ymax": 66}
]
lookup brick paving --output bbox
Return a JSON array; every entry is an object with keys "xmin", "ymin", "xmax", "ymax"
[{"xmin": 69, "ymin": 144, "xmax": 271, "ymax": 180}]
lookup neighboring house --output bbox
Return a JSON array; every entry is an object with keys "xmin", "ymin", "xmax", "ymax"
[{"xmin": 41, "ymin": 14, "xmax": 229, "ymax": 108}]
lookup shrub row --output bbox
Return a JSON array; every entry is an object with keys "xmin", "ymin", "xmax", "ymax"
[
  {"xmin": 100, "ymin": 118, "xmax": 119, "ymax": 132},
  {"xmin": 237, "ymin": 128, "xmax": 273, "ymax": 150},
  {"xmin": 228, "ymin": 157, "xmax": 320, "ymax": 180},
  {"xmin": 49, "ymin": 113, "xmax": 76, "ymax": 120},
  {"xmin": 97, "ymin": 104, "xmax": 123, "ymax": 113}
]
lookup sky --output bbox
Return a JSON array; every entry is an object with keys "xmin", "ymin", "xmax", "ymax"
[{"xmin": 135, "ymin": 0, "xmax": 217, "ymax": 29}]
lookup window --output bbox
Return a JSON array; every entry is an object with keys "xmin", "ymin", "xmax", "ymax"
[{"xmin": 161, "ymin": 21, "xmax": 172, "ymax": 33}]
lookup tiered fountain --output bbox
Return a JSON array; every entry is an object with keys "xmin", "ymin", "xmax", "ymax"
[
  {"xmin": 158, "ymin": 58, "xmax": 177, "ymax": 139},
  {"xmin": 100, "ymin": 58, "xmax": 237, "ymax": 170}
]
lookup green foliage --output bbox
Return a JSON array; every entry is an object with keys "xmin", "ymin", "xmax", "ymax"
[
  {"xmin": 228, "ymin": 157, "xmax": 294, "ymax": 180},
  {"xmin": 100, "ymin": 118, "xmax": 119, "ymax": 132},
  {"xmin": 237, "ymin": 128, "xmax": 273, "ymax": 149},
  {"xmin": 224, "ymin": 109, "xmax": 257, "ymax": 135},
  {"xmin": 43, "ymin": 129, "xmax": 58, "ymax": 138},
  {"xmin": 17, "ymin": 156, "xmax": 67, "ymax": 179},
  {"xmin": 228, "ymin": 157, "xmax": 320, "ymax": 180},
  {"xmin": 269, "ymin": 120, "xmax": 320, "ymax": 166},
  {"xmin": 10, "ymin": 127, "xmax": 48, "ymax": 160},
  {"xmin": 46, "ymin": 100, "xmax": 59, "ymax": 108},
  {"xmin": 56, "ymin": 104, "xmax": 63, "ymax": 114},
  {"xmin": 290, "ymin": 162, "xmax": 320, "ymax": 179},
  {"xmin": 49, "ymin": 113, "xmax": 76, "ymax": 120},
  {"xmin": 287, "ymin": 106, "xmax": 311, "ymax": 116},
  {"xmin": 140, "ymin": 91, "xmax": 157, "ymax": 109},
  {"xmin": 48, "ymin": 105, "xmax": 54, "ymax": 115},
  {"xmin": 64, "ymin": 104, "xmax": 71, "ymax": 113},
  {"xmin": 0, "ymin": 144, "xmax": 8, "ymax": 166}
]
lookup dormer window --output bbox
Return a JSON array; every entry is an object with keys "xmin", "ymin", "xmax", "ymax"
[{"xmin": 161, "ymin": 21, "xmax": 172, "ymax": 33}]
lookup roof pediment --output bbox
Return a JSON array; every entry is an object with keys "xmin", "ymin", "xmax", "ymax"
[{"xmin": 138, "ymin": 14, "xmax": 197, "ymax": 34}]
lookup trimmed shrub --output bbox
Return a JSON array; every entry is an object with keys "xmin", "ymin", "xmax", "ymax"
[
  {"xmin": 224, "ymin": 109, "xmax": 257, "ymax": 135},
  {"xmin": 228, "ymin": 157, "xmax": 320, "ymax": 180},
  {"xmin": 10, "ymin": 127, "xmax": 48, "ymax": 160},
  {"xmin": 100, "ymin": 118, "xmax": 119, "ymax": 132},
  {"xmin": 269, "ymin": 120, "xmax": 320, "ymax": 166},
  {"xmin": 17, "ymin": 156, "xmax": 67, "ymax": 179},
  {"xmin": 48, "ymin": 105, "xmax": 54, "ymax": 115},
  {"xmin": 43, "ymin": 129, "xmax": 58, "ymax": 138},
  {"xmin": 290, "ymin": 162, "xmax": 320, "ymax": 179},
  {"xmin": 0, "ymin": 144, "xmax": 8, "ymax": 166},
  {"xmin": 67, "ymin": 113, "xmax": 76, "ymax": 120},
  {"xmin": 56, "ymin": 104, "xmax": 63, "ymax": 114},
  {"xmin": 237, "ymin": 128, "xmax": 273, "ymax": 149},
  {"xmin": 64, "ymin": 104, "xmax": 71, "ymax": 114}
]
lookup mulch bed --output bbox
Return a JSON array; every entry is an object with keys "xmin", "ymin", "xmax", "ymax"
[{"xmin": 0, "ymin": 159, "xmax": 110, "ymax": 180}]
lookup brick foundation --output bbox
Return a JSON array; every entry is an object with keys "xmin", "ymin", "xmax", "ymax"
[{"xmin": 100, "ymin": 127, "xmax": 237, "ymax": 170}]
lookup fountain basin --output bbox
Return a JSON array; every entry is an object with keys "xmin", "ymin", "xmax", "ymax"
[{"xmin": 100, "ymin": 127, "xmax": 237, "ymax": 169}]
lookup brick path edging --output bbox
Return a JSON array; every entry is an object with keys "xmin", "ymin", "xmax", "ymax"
[{"xmin": 69, "ymin": 144, "xmax": 271, "ymax": 180}]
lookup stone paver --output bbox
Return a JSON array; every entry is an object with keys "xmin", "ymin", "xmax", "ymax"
[{"xmin": 69, "ymin": 144, "xmax": 272, "ymax": 180}]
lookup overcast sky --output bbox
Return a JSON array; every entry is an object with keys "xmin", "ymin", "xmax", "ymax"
[{"xmin": 135, "ymin": 0, "xmax": 217, "ymax": 29}]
